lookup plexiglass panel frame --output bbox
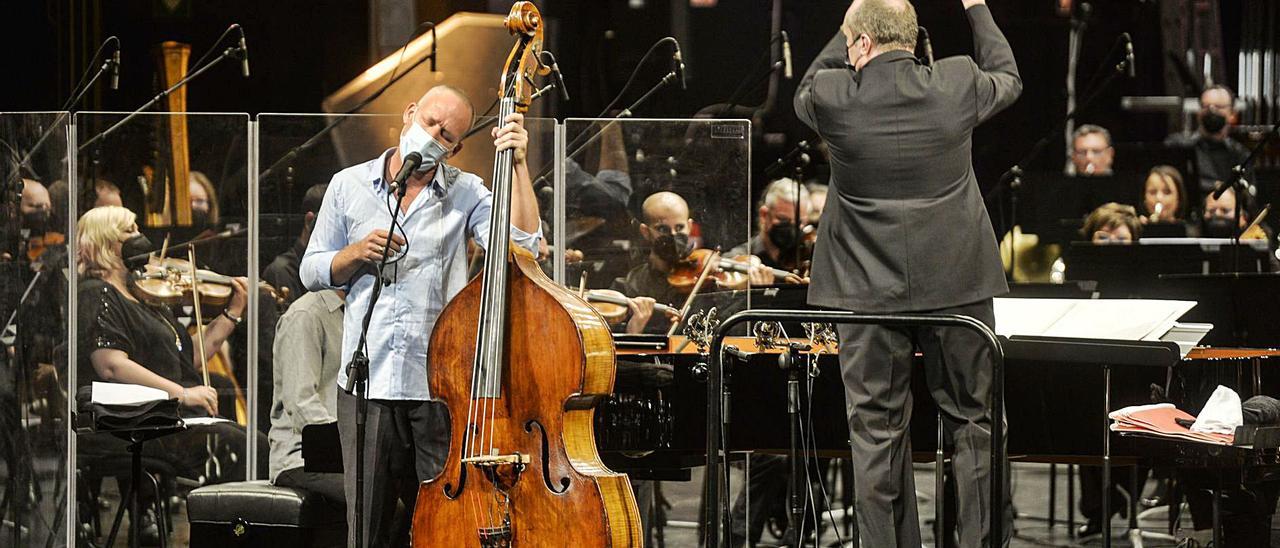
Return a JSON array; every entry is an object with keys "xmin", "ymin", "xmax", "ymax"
[
  {"xmin": 558, "ymin": 118, "xmax": 752, "ymax": 337},
  {"xmin": 0, "ymin": 111, "xmax": 73, "ymax": 547},
  {"xmin": 69, "ymin": 111, "xmax": 254, "ymax": 546}
]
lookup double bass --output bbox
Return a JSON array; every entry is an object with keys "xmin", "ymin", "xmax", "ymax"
[{"xmin": 411, "ymin": 2, "xmax": 642, "ymax": 546}]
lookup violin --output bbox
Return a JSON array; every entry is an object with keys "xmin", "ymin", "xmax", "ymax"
[
  {"xmin": 130, "ymin": 254, "xmax": 287, "ymax": 311},
  {"xmin": 582, "ymin": 288, "xmax": 679, "ymax": 325},
  {"xmin": 666, "ymin": 248, "xmax": 803, "ymax": 292}
]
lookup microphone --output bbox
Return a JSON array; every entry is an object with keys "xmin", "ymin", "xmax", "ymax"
[
  {"xmin": 672, "ymin": 41, "xmax": 687, "ymax": 90},
  {"xmin": 1148, "ymin": 201, "xmax": 1163, "ymax": 223},
  {"xmin": 389, "ymin": 152, "xmax": 422, "ymax": 197},
  {"xmin": 109, "ymin": 48, "xmax": 121, "ymax": 90},
  {"xmin": 541, "ymin": 51, "xmax": 570, "ymax": 102},
  {"xmin": 1122, "ymin": 32, "xmax": 1135, "ymax": 78},
  {"xmin": 237, "ymin": 26, "xmax": 250, "ymax": 78},
  {"xmin": 780, "ymin": 31, "xmax": 793, "ymax": 79},
  {"xmin": 918, "ymin": 26, "xmax": 934, "ymax": 66}
]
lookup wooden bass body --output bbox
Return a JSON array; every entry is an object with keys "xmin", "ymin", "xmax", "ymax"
[{"xmin": 412, "ymin": 245, "xmax": 642, "ymax": 547}]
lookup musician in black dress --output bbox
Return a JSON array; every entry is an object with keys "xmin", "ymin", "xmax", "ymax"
[{"xmin": 75, "ymin": 205, "xmax": 265, "ymax": 483}]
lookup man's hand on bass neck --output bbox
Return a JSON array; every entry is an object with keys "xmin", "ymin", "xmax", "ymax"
[{"xmin": 962, "ymin": 0, "xmax": 986, "ymax": 9}]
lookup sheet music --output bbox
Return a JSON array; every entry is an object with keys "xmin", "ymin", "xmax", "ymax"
[
  {"xmin": 994, "ymin": 298, "xmax": 1197, "ymax": 342},
  {"xmin": 91, "ymin": 382, "xmax": 169, "ymax": 406}
]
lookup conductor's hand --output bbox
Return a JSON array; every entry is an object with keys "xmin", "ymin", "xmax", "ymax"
[
  {"xmin": 344, "ymin": 229, "xmax": 406, "ymax": 265},
  {"xmin": 962, "ymin": 0, "xmax": 986, "ymax": 8},
  {"xmin": 626, "ymin": 296, "xmax": 657, "ymax": 335},
  {"xmin": 493, "ymin": 113, "xmax": 529, "ymax": 164},
  {"xmin": 178, "ymin": 385, "xmax": 219, "ymax": 416}
]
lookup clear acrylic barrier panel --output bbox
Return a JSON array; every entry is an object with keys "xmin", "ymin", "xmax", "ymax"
[
  {"xmin": 1, "ymin": 112, "xmax": 72, "ymax": 546},
  {"xmin": 560, "ymin": 118, "xmax": 752, "ymax": 337},
  {"xmin": 70, "ymin": 111, "xmax": 255, "ymax": 545},
  {"xmin": 253, "ymin": 111, "xmax": 558, "ymax": 483}
]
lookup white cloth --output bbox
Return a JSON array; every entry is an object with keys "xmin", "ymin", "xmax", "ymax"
[{"xmin": 1191, "ymin": 385, "xmax": 1243, "ymax": 435}]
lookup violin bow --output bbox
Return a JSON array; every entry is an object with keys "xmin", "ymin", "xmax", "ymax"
[
  {"xmin": 187, "ymin": 247, "xmax": 211, "ymax": 388},
  {"xmin": 666, "ymin": 249, "xmax": 720, "ymax": 337}
]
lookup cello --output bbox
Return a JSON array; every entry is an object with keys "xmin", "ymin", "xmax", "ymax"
[{"xmin": 411, "ymin": 2, "xmax": 642, "ymax": 547}]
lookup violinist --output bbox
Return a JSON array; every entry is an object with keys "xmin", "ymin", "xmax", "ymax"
[
  {"xmin": 75, "ymin": 206, "xmax": 265, "ymax": 540},
  {"xmin": 726, "ymin": 177, "xmax": 812, "ymax": 274},
  {"xmin": 808, "ymin": 182, "xmax": 829, "ymax": 226},
  {"xmin": 299, "ymin": 85, "xmax": 541, "ymax": 547},
  {"xmin": 610, "ymin": 191, "xmax": 714, "ymax": 334}
]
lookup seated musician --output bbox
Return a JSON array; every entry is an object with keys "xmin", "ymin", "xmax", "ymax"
[
  {"xmin": 610, "ymin": 191, "xmax": 703, "ymax": 335},
  {"xmin": 1198, "ymin": 185, "xmax": 1268, "ymax": 241},
  {"xmin": 75, "ymin": 206, "xmax": 266, "ymax": 538},
  {"xmin": 1070, "ymin": 124, "xmax": 1115, "ymax": 177},
  {"xmin": 807, "ymin": 182, "xmax": 829, "ymax": 226},
  {"xmin": 269, "ymin": 288, "xmax": 345, "ymax": 506},
  {"xmin": 1139, "ymin": 165, "xmax": 1187, "ymax": 225},
  {"xmin": 727, "ymin": 178, "xmax": 813, "ymax": 274},
  {"xmin": 1082, "ymin": 202, "xmax": 1142, "ymax": 244},
  {"xmin": 263, "ymin": 183, "xmax": 328, "ymax": 306}
]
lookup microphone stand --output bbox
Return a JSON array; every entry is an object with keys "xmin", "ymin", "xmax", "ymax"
[
  {"xmin": 529, "ymin": 69, "xmax": 680, "ymax": 189},
  {"xmin": 78, "ymin": 42, "xmax": 248, "ymax": 152},
  {"xmin": 345, "ymin": 175, "xmax": 410, "ymax": 548},
  {"xmin": 987, "ymin": 37, "xmax": 1133, "ymax": 282},
  {"xmin": 1220, "ymin": 121, "xmax": 1279, "ymax": 273},
  {"xmin": 6, "ymin": 37, "xmax": 119, "ymax": 190},
  {"xmin": 258, "ymin": 23, "xmax": 437, "ymax": 204}
]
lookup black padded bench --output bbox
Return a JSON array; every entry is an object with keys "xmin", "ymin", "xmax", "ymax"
[{"xmin": 186, "ymin": 480, "xmax": 345, "ymax": 547}]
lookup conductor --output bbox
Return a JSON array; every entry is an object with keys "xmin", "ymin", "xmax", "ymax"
[{"xmin": 794, "ymin": 0, "xmax": 1021, "ymax": 546}]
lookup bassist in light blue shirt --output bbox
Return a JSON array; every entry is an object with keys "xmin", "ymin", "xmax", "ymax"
[{"xmin": 299, "ymin": 85, "xmax": 542, "ymax": 547}]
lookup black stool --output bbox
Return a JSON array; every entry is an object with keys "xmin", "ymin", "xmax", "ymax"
[{"xmin": 186, "ymin": 480, "xmax": 345, "ymax": 548}]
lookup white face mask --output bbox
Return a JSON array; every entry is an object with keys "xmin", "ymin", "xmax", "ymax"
[{"xmin": 399, "ymin": 120, "xmax": 452, "ymax": 173}]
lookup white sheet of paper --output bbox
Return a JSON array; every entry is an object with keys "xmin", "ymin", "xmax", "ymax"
[
  {"xmin": 993, "ymin": 298, "xmax": 1197, "ymax": 341},
  {"xmin": 91, "ymin": 382, "xmax": 169, "ymax": 406},
  {"xmin": 182, "ymin": 417, "xmax": 232, "ymax": 427}
]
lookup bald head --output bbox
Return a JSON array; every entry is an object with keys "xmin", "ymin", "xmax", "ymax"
[
  {"xmin": 642, "ymin": 191, "xmax": 690, "ymax": 224},
  {"xmin": 403, "ymin": 85, "xmax": 477, "ymax": 149},
  {"xmin": 21, "ymin": 179, "xmax": 51, "ymax": 215}
]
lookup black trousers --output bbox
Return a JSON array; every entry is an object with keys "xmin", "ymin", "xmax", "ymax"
[
  {"xmin": 275, "ymin": 466, "xmax": 346, "ymax": 507},
  {"xmin": 836, "ymin": 298, "xmax": 1011, "ymax": 548},
  {"xmin": 336, "ymin": 390, "xmax": 449, "ymax": 548}
]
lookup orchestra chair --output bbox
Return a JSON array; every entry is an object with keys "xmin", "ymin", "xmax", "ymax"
[{"xmin": 186, "ymin": 480, "xmax": 345, "ymax": 547}]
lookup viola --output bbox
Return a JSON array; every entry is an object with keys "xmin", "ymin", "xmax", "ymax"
[{"xmin": 411, "ymin": 3, "xmax": 642, "ymax": 545}]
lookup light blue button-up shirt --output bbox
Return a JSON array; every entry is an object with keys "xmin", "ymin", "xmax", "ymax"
[{"xmin": 300, "ymin": 149, "xmax": 542, "ymax": 400}]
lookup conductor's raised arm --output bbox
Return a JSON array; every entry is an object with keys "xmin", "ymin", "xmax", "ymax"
[
  {"xmin": 966, "ymin": 0, "xmax": 1022, "ymax": 124},
  {"xmin": 794, "ymin": 32, "xmax": 850, "ymax": 131}
]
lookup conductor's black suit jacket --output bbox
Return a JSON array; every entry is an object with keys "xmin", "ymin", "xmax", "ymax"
[{"xmin": 795, "ymin": 5, "xmax": 1021, "ymax": 313}]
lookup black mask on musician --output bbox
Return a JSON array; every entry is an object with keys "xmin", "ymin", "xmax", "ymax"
[
  {"xmin": 652, "ymin": 232, "xmax": 691, "ymax": 263},
  {"xmin": 190, "ymin": 209, "xmax": 212, "ymax": 231},
  {"xmin": 767, "ymin": 222, "xmax": 800, "ymax": 252},
  {"xmin": 22, "ymin": 210, "xmax": 49, "ymax": 234},
  {"xmin": 1200, "ymin": 110, "xmax": 1228, "ymax": 136},
  {"xmin": 121, "ymin": 233, "xmax": 154, "ymax": 270},
  {"xmin": 1202, "ymin": 216, "xmax": 1236, "ymax": 239}
]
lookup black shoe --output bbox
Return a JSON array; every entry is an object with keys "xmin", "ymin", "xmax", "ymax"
[{"xmin": 1076, "ymin": 519, "xmax": 1103, "ymax": 539}]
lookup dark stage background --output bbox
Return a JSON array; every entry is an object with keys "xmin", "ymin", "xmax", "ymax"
[{"xmin": 1, "ymin": 0, "xmax": 1266, "ymax": 229}]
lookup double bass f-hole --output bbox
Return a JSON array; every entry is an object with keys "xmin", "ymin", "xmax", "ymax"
[{"xmin": 525, "ymin": 419, "xmax": 570, "ymax": 493}]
